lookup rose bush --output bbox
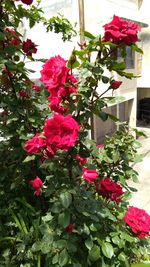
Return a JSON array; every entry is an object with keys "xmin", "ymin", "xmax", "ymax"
[{"xmin": 0, "ymin": 1, "xmax": 150, "ymax": 266}]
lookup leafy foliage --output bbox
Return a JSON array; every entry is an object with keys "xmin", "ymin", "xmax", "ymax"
[{"xmin": 0, "ymin": 1, "xmax": 150, "ymax": 267}]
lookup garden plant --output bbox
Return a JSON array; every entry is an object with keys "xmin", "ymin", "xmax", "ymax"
[{"xmin": 0, "ymin": 0, "xmax": 150, "ymax": 266}]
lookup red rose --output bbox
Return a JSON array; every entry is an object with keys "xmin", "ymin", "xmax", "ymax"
[
  {"xmin": 82, "ymin": 168, "xmax": 99, "ymax": 183},
  {"xmin": 29, "ymin": 176, "xmax": 43, "ymax": 196},
  {"xmin": 65, "ymin": 224, "xmax": 74, "ymax": 233},
  {"xmin": 96, "ymin": 178, "xmax": 123, "ymax": 202},
  {"xmin": 32, "ymin": 84, "xmax": 40, "ymax": 92},
  {"xmin": 20, "ymin": 0, "xmax": 33, "ymax": 5},
  {"xmin": 110, "ymin": 80, "xmax": 122, "ymax": 89},
  {"xmin": 96, "ymin": 144, "xmax": 104, "ymax": 149},
  {"xmin": 40, "ymin": 55, "xmax": 69, "ymax": 91},
  {"xmin": 103, "ymin": 15, "xmax": 140, "ymax": 45},
  {"xmin": 24, "ymin": 133, "xmax": 46, "ymax": 155},
  {"xmin": 23, "ymin": 39, "xmax": 37, "ymax": 57},
  {"xmin": 19, "ymin": 91, "xmax": 28, "ymax": 97},
  {"xmin": 123, "ymin": 206, "xmax": 150, "ymax": 238},
  {"xmin": 75, "ymin": 154, "xmax": 88, "ymax": 166},
  {"xmin": 48, "ymin": 95, "xmax": 68, "ymax": 114},
  {"xmin": 4, "ymin": 27, "xmax": 22, "ymax": 47},
  {"xmin": 44, "ymin": 114, "xmax": 80, "ymax": 152}
]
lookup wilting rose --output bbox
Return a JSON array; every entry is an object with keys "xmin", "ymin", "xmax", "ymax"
[
  {"xmin": 110, "ymin": 80, "xmax": 122, "ymax": 89},
  {"xmin": 82, "ymin": 168, "xmax": 99, "ymax": 183},
  {"xmin": 23, "ymin": 39, "xmax": 37, "ymax": 56},
  {"xmin": 44, "ymin": 114, "xmax": 80, "ymax": 152},
  {"xmin": 24, "ymin": 133, "xmax": 46, "ymax": 155},
  {"xmin": 96, "ymin": 177, "xmax": 123, "ymax": 202},
  {"xmin": 29, "ymin": 176, "xmax": 43, "ymax": 196},
  {"xmin": 103, "ymin": 15, "xmax": 140, "ymax": 45},
  {"xmin": 123, "ymin": 206, "xmax": 150, "ymax": 238}
]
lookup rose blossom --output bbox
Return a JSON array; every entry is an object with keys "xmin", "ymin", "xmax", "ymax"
[
  {"xmin": 19, "ymin": 91, "xmax": 28, "ymax": 97},
  {"xmin": 96, "ymin": 144, "xmax": 104, "ymax": 149},
  {"xmin": 123, "ymin": 206, "xmax": 150, "ymax": 238},
  {"xmin": 65, "ymin": 224, "xmax": 75, "ymax": 233},
  {"xmin": 110, "ymin": 80, "xmax": 122, "ymax": 89},
  {"xmin": 22, "ymin": 39, "xmax": 37, "ymax": 57},
  {"xmin": 16, "ymin": 0, "xmax": 33, "ymax": 5},
  {"xmin": 4, "ymin": 27, "xmax": 22, "ymax": 47},
  {"xmin": 29, "ymin": 176, "xmax": 43, "ymax": 196},
  {"xmin": 75, "ymin": 154, "xmax": 88, "ymax": 166},
  {"xmin": 40, "ymin": 55, "xmax": 69, "ymax": 91},
  {"xmin": 82, "ymin": 168, "xmax": 99, "ymax": 183},
  {"xmin": 44, "ymin": 114, "xmax": 80, "ymax": 152},
  {"xmin": 96, "ymin": 177, "xmax": 123, "ymax": 202},
  {"xmin": 103, "ymin": 15, "xmax": 140, "ymax": 45},
  {"xmin": 32, "ymin": 84, "xmax": 40, "ymax": 92},
  {"xmin": 24, "ymin": 133, "xmax": 46, "ymax": 155}
]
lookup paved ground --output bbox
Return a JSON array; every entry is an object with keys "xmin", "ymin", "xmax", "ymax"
[{"xmin": 129, "ymin": 127, "xmax": 150, "ymax": 213}]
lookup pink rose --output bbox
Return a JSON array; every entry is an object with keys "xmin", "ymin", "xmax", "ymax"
[
  {"xmin": 110, "ymin": 80, "xmax": 122, "ymax": 89},
  {"xmin": 23, "ymin": 39, "xmax": 37, "ymax": 57},
  {"xmin": 123, "ymin": 206, "xmax": 150, "ymax": 238},
  {"xmin": 29, "ymin": 176, "xmax": 43, "ymax": 196},
  {"xmin": 40, "ymin": 55, "xmax": 69, "ymax": 91},
  {"xmin": 96, "ymin": 177, "xmax": 123, "ymax": 203},
  {"xmin": 82, "ymin": 168, "xmax": 99, "ymax": 183},
  {"xmin": 103, "ymin": 15, "xmax": 140, "ymax": 45},
  {"xmin": 24, "ymin": 133, "xmax": 46, "ymax": 155},
  {"xmin": 44, "ymin": 114, "xmax": 80, "ymax": 152}
]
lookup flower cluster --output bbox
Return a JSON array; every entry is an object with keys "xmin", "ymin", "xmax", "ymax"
[
  {"xmin": 24, "ymin": 114, "xmax": 80, "ymax": 157},
  {"xmin": 103, "ymin": 15, "xmax": 140, "ymax": 45},
  {"xmin": 40, "ymin": 55, "xmax": 77, "ymax": 113},
  {"xmin": 96, "ymin": 178, "xmax": 124, "ymax": 203},
  {"xmin": 123, "ymin": 206, "xmax": 150, "ymax": 238}
]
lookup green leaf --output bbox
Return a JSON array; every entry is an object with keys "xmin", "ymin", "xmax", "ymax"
[
  {"xmin": 102, "ymin": 242, "xmax": 114, "ymax": 259},
  {"xmin": 42, "ymin": 213, "xmax": 53, "ymax": 223},
  {"xmin": 0, "ymin": 32, "xmax": 5, "ymax": 41},
  {"xmin": 52, "ymin": 253, "xmax": 59, "ymax": 264},
  {"xmin": 23, "ymin": 155, "xmax": 35, "ymax": 163},
  {"xmin": 118, "ymin": 252, "xmax": 126, "ymax": 262},
  {"xmin": 85, "ymin": 238, "xmax": 93, "ymax": 250},
  {"xmin": 89, "ymin": 244, "xmax": 101, "ymax": 262},
  {"xmin": 60, "ymin": 192, "xmax": 72, "ymax": 208},
  {"xmin": 131, "ymin": 44, "xmax": 143, "ymax": 54},
  {"xmin": 84, "ymin": 31, "xmax": 96, "ymax": 40},
  {"xmin": 58, "ymin": 212, "xmax": 70, "ymax": 227},
  {"xmin": 98, "ymin": 111, "xmax": 108, "ymax": 121},
  {"xmin": 58, "ymin": 249, "xmax": 69, "ymax": 266}
]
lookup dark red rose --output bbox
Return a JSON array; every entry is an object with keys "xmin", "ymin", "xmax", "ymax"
[
  {"xmin": 96, "ymin": 177, "xmax": 123, "ymax": 203},
  {"xmin": 23, "ymin": 39, "xmax": 37, "ymax": 56},
  {"xmin": 82, "ymin": 168, "xmax": 99, "ymax": 183},
  {"xmin": 20, "ymin": 0, "xmax": 33, "ymax": 5},
  {"xmin": 19, "ymin": 91, "xmax": 28, "ymax": 97},
  {"xmin": 24, "ymin": 133, "xmax": 46, "ymax": 155},
  {"xmin": 4, "ymin": 27, "xmax": 22, "ymax": 47},
  {"xmin": 123, "ymin": 206, "xmax": 150, "ymax": 238},
  {"xmin": 29, "ymin": 176, "xmax": 43, "ymax": 196},
  {"xmin": 65, "ymin": 224, "xmax": 74, "ymax": 233},
  {"xmin": 103, "ymin": 15, "xmax": 140, "ymax": 45},
  {"xmin": 110, "ymin": 80, "xmax": 122, "ymax": 89},
  {"xmin": 44, "ymin": 114, "xmax": 80, "ymax": 152}
]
